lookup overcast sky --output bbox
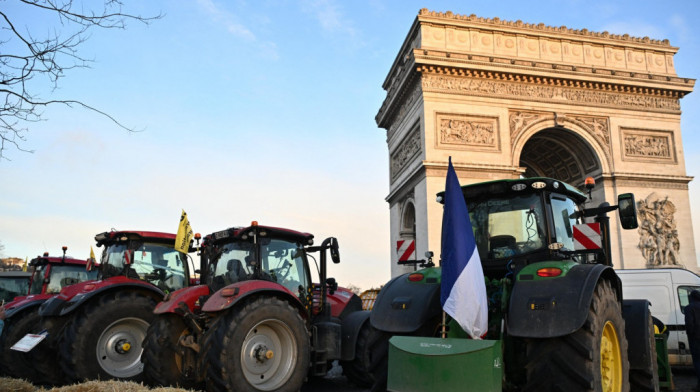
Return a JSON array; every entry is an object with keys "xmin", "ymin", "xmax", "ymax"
[{"xmin": 1, "ymin": 0, "xmax": 699, "ymax": 290}]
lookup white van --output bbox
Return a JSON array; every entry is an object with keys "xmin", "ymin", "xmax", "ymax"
[{"xmin": 616, "ymin": 268, "xmax": 700, "ymax": 366}]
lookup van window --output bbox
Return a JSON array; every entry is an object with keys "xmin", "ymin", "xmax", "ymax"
[{"xmin": 678, "ymin": 286, "xmax": 700, "ymax": 313}]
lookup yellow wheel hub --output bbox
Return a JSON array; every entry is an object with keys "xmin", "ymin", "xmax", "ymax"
[
  {"xmin": 600, "ymin": 321, "xmax": 622, "ymax": 392},
  {"xmin": 121, "ymin": 342, "xmax": 131, "ymax": 352}
]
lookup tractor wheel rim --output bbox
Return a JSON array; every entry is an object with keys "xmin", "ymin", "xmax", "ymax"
[
  {"xmin": 600, "ymin": 320, "xmax": 622, "ymax": 392},
  {"xmin": 174, "ymin": 328, "xmax": 191, "ymax": 375},
  {"xmin": 241, "ymin": 319, "xmax": 297, "ymax": 391},
  {"xmin": 96, "ymin": 317, "xmax": 149, "ymax": 378}
]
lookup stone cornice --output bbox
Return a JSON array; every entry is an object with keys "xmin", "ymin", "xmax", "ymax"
[
  {"xmin": 417, "ymin": 64, "xmax": 689, "ymax": 98},
  {"xmin": 611, "ymin": 172, "xmax": 693, "ymax": 184},
  {"xmin": 416, "ymin": 9, "xmax": 675, "ymax": 49},
  {"xmin": 413, "ymin": 50, "xmax": 694, "ymax": 92},
  {"xmin": 423, "ymin": 160, "xmax": 525, "ymax": 177}
]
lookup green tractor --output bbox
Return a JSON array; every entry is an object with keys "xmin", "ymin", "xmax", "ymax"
[{"xmin": 366, "ymin": 177, "xmax": 657, "ymax": 392}]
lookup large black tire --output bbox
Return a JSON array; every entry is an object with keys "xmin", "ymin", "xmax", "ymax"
[
  {"xmin": 367, "ymin": 327, "xmax": 390, "ymax": 392},
  {"xmin": 0, "ymin": 308, "xmax": 41, "ymax": 381},
  {"xmin": 142, "ymin": 313, "xmax": 204, "ymax": 389},
  {"xmin": 204, "ymin": 297, "xmax": 310, "ymax": 392},
  {"xmin": 58, "ymin": 291, "xmax": 157, "ymax": 383},
  {"xmin": 340, "ymin": 321, "xmax": 377, "ymax": 388},
  {"xmin": 629, "ymin": 311, "xmax": 659, "ymax": 392},
  {"xmin": 30, "ymin": 315, "xmax": 71, "ymax": 386},
  {"xmin": 524, "ymin": 279, "xmax": 630, "ymax": 392}
]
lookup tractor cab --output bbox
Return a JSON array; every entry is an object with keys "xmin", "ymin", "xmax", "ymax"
[
  {"xmin": 27, "ymin": 250, "xmax": 97, "ymax": 295},
  {"xmin": 93, "ymin": 230, "xmax": 190, "ymax": 293},
  {"xmin": 438, "ymin": 177, "xmax": 637, "ymax": 279},
  {"xmin": 201, "ymin": 223, "xmax": 315, "ymax": 302}
]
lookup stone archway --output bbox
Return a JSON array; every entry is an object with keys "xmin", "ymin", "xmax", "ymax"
[
  {"xmin": 377, "ymin": 9, "xmax": 697, "ymax": 277},
  {"xmin": 520, "ymin": 128, "xmax": 601, "ymax": 185}
]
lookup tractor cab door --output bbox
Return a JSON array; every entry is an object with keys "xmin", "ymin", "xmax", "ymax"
[{"xmin": 260, "ymin": 239, "xmax": 311, "ymax": 300}]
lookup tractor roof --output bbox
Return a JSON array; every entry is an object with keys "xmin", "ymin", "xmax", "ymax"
[
  {"xmin": 204, "ymin": 223, "xmax": 314, "ymax": 246},
  {"xmin": 94, "ymin": 230, "xmax": 177, "ymax": 246},
  {"xmin": 0, "ymin": 271, "xmax": 32, "ymax": 278},
  {"xmin": 437, "ymin": 177, "xmax": 588, "ymax": 204},
  {"xmin": 29, "ymin": 256, "xmax": 89, "ymax": 267}
]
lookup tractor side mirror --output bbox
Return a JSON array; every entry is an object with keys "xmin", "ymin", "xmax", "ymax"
[
  {"xmin": 326, "ymin": 277, "xmax": 338, "ymax": 295},
  {"xmin": 617, "ymin": 193, "xmax": 638, "ymax": 230},
  {"xmin": 329, "ymin": 237, "xmax": 340, "ymax": 264}
]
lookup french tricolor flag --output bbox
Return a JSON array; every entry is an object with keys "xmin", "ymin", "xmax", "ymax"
[{"xmin": 440, "ymin": 157, "xmax": 488, "ymax": 339}]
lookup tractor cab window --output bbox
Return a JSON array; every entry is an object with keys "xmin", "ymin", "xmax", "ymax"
[
  {"xmin": 29, "ymin": 265, "xmax": 47, "ymax": 295},
  {"xmin": 468, "ymin": 194, "xmax": 547, "ymax": 261},
  {"xmin": 131, "ymin": 243, "xmax": 188, "ymax": 292},
  {"xmin": 261, "ymin": 239, "xmax": 309, "ymax": 296},
  {"xmin": 45, "ymin": 265, "xmax": 98, "ymax": 294},
  {"xmin": 0, "ymin": 276, "xmax": 30, "ymax": 302},
  {"xmin": 551, "ymin": 194, "xmax": 581, "ymax": 251},
  {"xmin": 101, "ymin": 242, "xmax": 188, "ymax": 292},
  {"xmin": 211, "ymin": 241, "xmax": 254, "ymax": 290}
]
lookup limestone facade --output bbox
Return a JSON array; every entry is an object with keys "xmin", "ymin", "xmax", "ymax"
[{"xmin": 376, "ymin": 9, "xmax": 697, "ymax": 278}]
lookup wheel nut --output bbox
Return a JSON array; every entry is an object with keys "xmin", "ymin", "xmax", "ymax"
[{"xmin": 265, "ymin": 350, "xmax": 274, "ymax": 359}]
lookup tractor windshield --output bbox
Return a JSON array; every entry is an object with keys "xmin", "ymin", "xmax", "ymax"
[
  {"xmin": 29, "ymin": 265, "xmax": 47, "ymax": 295},
  {"xmin": 209, "ymin": 238, "xmax": 310, "ymax": 295},
  {"xmin": 100, "ymin": 242, "xmax": 188, "ymax": 292},
  {"xmin": 468, "ymin": 193, "xmax": 547, "ymax": 262},
  {"xmin": 46, "ymin": 265, "xmax": 97, "ymax": 294},
  {"xmin": 209, "ymin": 240, "xmax": 254, "ymax": 290},
  {"xmin": 0, "ymin": 276, "xmax": 30, "ymax": 302}
]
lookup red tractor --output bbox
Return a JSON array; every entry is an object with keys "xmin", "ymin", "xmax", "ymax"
[
  {"xmin": 141, "ymin": 222, "xmax": 370, "ymax": 392},
  {"xmin": 34, "ymin": 230, "xmax": 194, "ymax": 385},
  {"xmin": 0, "ymin": 271, "xmax": 31, "ymax": 303},
  {"xmin": 0, "ymin": 248, "xmax": 96, "ymax": 381}
]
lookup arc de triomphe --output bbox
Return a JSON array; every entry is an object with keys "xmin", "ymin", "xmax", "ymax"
[{"xmin": 376, "ymin": 9, "xmax": 697, "ymax": 277}]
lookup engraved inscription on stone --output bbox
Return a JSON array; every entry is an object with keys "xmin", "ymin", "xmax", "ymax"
[
  {"xmin": 436, "ymin": 113, "xmax": 499, "ymax": 151},
  {"xmin": 622, "ymin": 128, "xmax": 675, "ymax": 162}
]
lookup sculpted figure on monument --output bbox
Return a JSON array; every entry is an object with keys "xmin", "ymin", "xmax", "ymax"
[{"xmin": 637, "ymin": 193, "xmax": 681, "ymax": 267}]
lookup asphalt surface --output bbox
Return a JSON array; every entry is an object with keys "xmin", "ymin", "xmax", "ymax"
[{"xmin": 301, "ymin": 363, "xmax": 700, "ymax": 391}]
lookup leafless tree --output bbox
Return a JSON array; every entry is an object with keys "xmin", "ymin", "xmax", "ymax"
[{"xmin": 0, "ymin": 0, "xmax": 161, "ymax": 160}]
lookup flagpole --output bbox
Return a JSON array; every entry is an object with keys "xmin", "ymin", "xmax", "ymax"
[{"xmin": 441, "ymin": 311, "xmax": 447, "ymax": 339}]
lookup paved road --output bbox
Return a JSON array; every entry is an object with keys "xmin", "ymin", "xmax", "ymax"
[{"xmin": 302, "ymin": 363, "xmax": 700, "ymax": 391}]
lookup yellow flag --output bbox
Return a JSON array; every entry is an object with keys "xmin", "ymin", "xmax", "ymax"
[
  {"xmin": 22, "ymin": 257, "xmax": 28, "ymax": 272},
  {"xmin": 175, "ymin": 209, "xmax": 194, "ymax": 253},
  {"xmin": 87, "ymin": 246, "xmax": 97, "ymax": 271}
]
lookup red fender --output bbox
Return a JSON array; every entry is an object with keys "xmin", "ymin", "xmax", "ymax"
[
  {"xmin": 154, "ymin": 285, "xmax": 211, "ymax": 314},
  {"xmin": 202, "ymin": 280, "xmax": 303, "ymax": 315},
  {"xmin": 325, "ymin": 287, "xmax": 359, "ymax": 318}
]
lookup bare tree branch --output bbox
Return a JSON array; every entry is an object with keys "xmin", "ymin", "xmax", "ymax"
[{"xmin": 0, "ymin": 0, "xmax": 162, "ymax": 160}]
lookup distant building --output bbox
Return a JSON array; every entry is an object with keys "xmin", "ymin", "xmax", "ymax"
[{"xmin": 0, "ymin": 257, "xmax": 25, "ymax": 271}]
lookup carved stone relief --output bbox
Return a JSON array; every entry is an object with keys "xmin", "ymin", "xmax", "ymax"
[
  {"xmin": 509, "ymin": 111, "xmax": 547, "ymax": 145},
  {"xmin": 621, "ymin": 128, "xmax": 675, "ymax": 163},
  {"xmin": 637, "ymin": 193, "xmax": 681, "ymax": 267},
  {"xmin": 509, "ymin": 110, "xmax": 611, "ymax": 163},
  {"xmin": 436, "ymin": 113, "xmax": 499, "ymax": 151},
  {"xmin": 387, "ymin": 81, "xmax": 423, "ymax": 142},
  {"xmin": 390, "ymin": 128, "xmax": 422, "ymax": 181},
  {"xmin": 422, "ymin": 74, "xmax": 681, "ymax": 112}
]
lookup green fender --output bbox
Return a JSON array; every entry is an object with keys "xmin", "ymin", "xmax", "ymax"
[{"xmin": 507, "ymin": 263, "xmax": 621, "ymax": 338}]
